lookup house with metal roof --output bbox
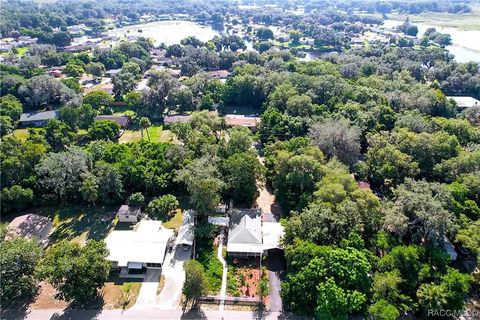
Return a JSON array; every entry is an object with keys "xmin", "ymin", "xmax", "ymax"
[
  {"xmin": 447, "ymin": 96, "xmax": 480, "ymax": 110},
  {"xmin": 175, "ymin": 210, "xmax": 195, "ymax": 251},
  {"xmin": 227, "ymin": 209, "xmax": 263, "ymax": 258},
  {"xmin": 105, "ymin": 220, "xmax": 174, "ymax": 277},
  {"xmin": 18, "ymin": 110, "xmax": 59, "ymax": 127}
]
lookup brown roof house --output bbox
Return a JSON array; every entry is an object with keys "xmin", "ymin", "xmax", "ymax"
[
  {"xmin": 94, "ymin": 115, "xmax": 131, "ymax": 129},
  {"xmin": 7, "ymin": 214, "xmax": 53, "ymax": 247}
]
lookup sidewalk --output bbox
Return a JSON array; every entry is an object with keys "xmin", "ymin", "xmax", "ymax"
[{"xmin": 217, "ymin": 229, "xmax": 228, "ymax": 311}]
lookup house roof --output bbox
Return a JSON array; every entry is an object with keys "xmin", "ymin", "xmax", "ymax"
[
  {"xmin": 227, "ymin": 209, "xmax": 263, "ymax": 254},
  {"xmin": 116, "ymin": 205, "xmax": 141, "ymax": 216},
  {"xmin": 7, "ymin": 214, "xmax": 52, "ymax": 240},
  {"xmin": 175, "ymin": 210, "xmax": 195, "ymax": 246},
  {"xmin": 19, "ymin": 110, "xmax": 58, "ymax": 123},
  {"xmin": 262, "ymin": 222, "xmax": 284, "ymax": 250},
  {"xmin": 105, "ymin": 69, "xmax": 121, "ymax": 76},
  {"xmin": 208, "ymin": 70, "xmax": 231, "ymax": 79},
  {"xmin": 163, "ymin": 114, "xmax": 192, "ymax": 124},
  {"xmin": 105, "ymin": 220, "xmax": 173, "ymax": 267},
  {"xmin": 224, "ymin": 115, "xmax": 260, "ymax": 128},
  {"xmin": 94, "ymin": 115, "xmax": 131, "ymax": 127},
  {"xmin": 447, "ymin": 96, "xmax": 480, "ymax": 108}
]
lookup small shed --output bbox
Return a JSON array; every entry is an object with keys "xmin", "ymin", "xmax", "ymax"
[{"xmin": 116, "ymin": 205, "xmax": 142, "ymax": 223}]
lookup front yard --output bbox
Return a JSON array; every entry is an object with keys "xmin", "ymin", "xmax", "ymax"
[
  {"xmin": 226, "ymin": 258, "xmax": 268, "ymax": 300},
  {"xmin": 119, "ymin": 126, "xmax": 180, "ymax": 144},
  {"xmin": 30, "ymin": 274, "xmax": 142, "ymax": 310}
]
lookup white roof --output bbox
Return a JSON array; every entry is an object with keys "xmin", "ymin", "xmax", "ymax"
[
  {"xmin": 262, "ymin": 222, "xmax": 285, "ymax": 250},
  {"xmin": 105, "ymin": 220, "xmax": 173, "ymax": 267},
  {"xmin": 447, "ymin": 96, "xmax": 480, "ymax": 108},
  {"xmin": 208, "ymin": 216, "xmax": 230, "ymax": 226},
  {"xmin": 227, "ymin": 209, "xmax": 263, "ymax": 254},
  {"xmin": 175, "ymin": 210, "xmax": 195, "ymax": 246}
]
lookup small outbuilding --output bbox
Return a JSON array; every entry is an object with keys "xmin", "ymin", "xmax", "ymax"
[
  {"xmin": 116, "ymin": 205, "xmax": 142, "ymax": 223},
  {"xmin": 7, "ymin": 214, "xmax": 53, "ymax": 247}
]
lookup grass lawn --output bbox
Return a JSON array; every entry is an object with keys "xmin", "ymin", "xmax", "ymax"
[
  {"xmin": 0, "ymin": 205, "xmax": 120, "ymax": 246},
  {"xmin": 30, "ymin": 274, "xmax": 142, "ymax": 310},
  {"xmin": 388, "ymin": 11, "xmax": 480, "ymax": 31},
  {"xmin": 119, "ymin": 126, "xmax": 180, "ymax": 144},
  {"xmin": 101, "ymin": 274, "xmax": 142, "ymax": 310},
  {"xmin": 162, "ymin": 209, "xmax": 183, "ymax": 230}
]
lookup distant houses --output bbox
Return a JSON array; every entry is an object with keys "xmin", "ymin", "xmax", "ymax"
[
  {"xmin": 18, "ymin": 110, "xmax": 59, "ymax": 127},
  {"xmin": 224, "ymin": 114, "xmax": 260, "ymax": 131}
]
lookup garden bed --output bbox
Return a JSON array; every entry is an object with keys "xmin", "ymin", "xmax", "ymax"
[{"xmin": 226, "ymin": 258, "xmax": 268, "ymax": 300}]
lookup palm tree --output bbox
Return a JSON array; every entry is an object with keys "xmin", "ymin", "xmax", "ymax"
[{"xmin": 139, "ymin": 117, "xmax": 151, "ymax": 141}]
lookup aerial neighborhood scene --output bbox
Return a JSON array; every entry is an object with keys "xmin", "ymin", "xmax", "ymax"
[{"xmin": 1, "ymin": 0, "xmax": 480, "ymax": 319}]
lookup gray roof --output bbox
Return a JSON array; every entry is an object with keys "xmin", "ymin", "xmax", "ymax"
[
  {"xmin": 117, "ymin": 205, "xmax": 141, "ymax": 216},
  {"xmin": 175, "ymin": 210, "xmax": 195, "ymax": 246},
  {"xmin": 19, "ymin": 110, "xmax": 58, "ymax": 122},
  {"xmin": 227, "ymin": 209, "xmax": 263, "ymax": 254}
]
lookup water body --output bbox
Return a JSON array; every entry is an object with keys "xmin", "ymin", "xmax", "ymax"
[
  {"xmin": 383, "ymin": 19, "xmax": 480, "ymax": 63},
  {"xmin": 106, "ymin": 20, "xmax": 220, "ymax": 46}
]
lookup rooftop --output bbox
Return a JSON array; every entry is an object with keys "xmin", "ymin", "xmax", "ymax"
[
  {"xmin": 262, "ymin": 222, "xmax": 284, "ymax": 251},
  {"xmin": 224, "ymin": 115, "xmax": 260, "ymax": 128},
  {"xmin": 447, "ymin": 96, "xmax": 480, "ymax": 108},
  {"xmin": 7, "ymin": 214, "xmax": 52, "ymax": 240},
  {"xmin": 175, "ymin": 210, "xmax": 195, "ymax": 246},
  {"xmin": 117, "ymin": 205, "xmax": 141, "ymax": 216},
  {"xmin": 94, "ymin": 115, "xmax": 131, "ymax": 127},
  {"xmin": 227, "ymin": 209, "xmax": 263, "ymax": 254},
  {"xmin": 105, "ymin": 220, "xmax": 173, "ymax": 267},
  {"xmin": 163, "ymin": 114, "xmax": 192, "ymax": 124},
  {"xmin": 19, "ymin": 110, "xmax": 58, "ymax": 122}
]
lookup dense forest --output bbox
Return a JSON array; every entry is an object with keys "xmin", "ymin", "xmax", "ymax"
[{"xmin": 1, "ymin": 0, "xmax": 480, "ymax": 319}]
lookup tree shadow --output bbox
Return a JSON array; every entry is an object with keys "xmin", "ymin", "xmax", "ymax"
[
  {"xmin": 180, "ymin": 304, "xmax": 208, "ymax": 320},
  {"xmin": 0, "ymin": 301, "xmax": 31, "ymax": 320},
  {"xmin": 49, "ymin": 305, "xmax": 102, "ymax": 320},
  {"xmin": 252, "ymin": 302, "xmax": 271, "ymax": 320}
]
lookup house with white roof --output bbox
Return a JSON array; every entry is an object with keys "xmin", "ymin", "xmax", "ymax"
[
  {"xmin": 447, "ymin": 96, "xmax": 480, "ymax": 110},
  {"xmin": 105, "ymin": 220, "xmax": 174, "ymax": 276},
  {"xmin": 175, "ymin": 210, "xmax": 195, "ymax": 251}
]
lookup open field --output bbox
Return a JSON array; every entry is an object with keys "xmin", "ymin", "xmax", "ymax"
[
  {"xmin": 387, "ymin": 4, "xmax": 480, "ymax": 31},
  {"xmin": 119, "ymin": 126, "xmax": 180, "ymax": 144}
]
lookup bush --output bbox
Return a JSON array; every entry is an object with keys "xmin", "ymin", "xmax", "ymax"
[
  {"xmin": 146, "ymin": 194, "xmax": 179, "ymax": 220},
  {"xmin": 127, "ymin": 192, "xmax": 145, "ymax": 208}
]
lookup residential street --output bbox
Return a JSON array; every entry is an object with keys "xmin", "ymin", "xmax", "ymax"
[{"xmin": 3, "ymin": 308, "xmax": 308, "ymax": 320}]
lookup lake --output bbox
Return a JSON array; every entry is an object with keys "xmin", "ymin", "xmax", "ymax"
[
  {"xmin": 383, "ymin": 19, "xmax": 480, "ymax": 63},
  {"xmin": 106, "ymin": 20, "xmax": 220, "ymax": 46}
]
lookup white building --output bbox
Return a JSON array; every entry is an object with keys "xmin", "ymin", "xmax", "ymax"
[
  {"xmin": 175, "ymin": 210, "xmax": 195, "ymax": 251},
  {"xmin": 227, "ymin": 209, "xmax": 263, "ymax": 258},
  {"xmin": 105, "ymin": 220, "xmax": 174, "ymax": 276},
  {"xmin": 116, "ymin": 205, "xmax": 142, "ymax": 223},
  {"xmin": 447, "ymin": 96, "xmax": 480, "ymax": 110}
]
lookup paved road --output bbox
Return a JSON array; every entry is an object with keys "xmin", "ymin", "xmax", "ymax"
[
  {"xmin": 266, "ymin": 249, "xmax": 286, "ymax": 312},
  {"xmin": 2, "ymin": 308, "xmax": 308, "ymax": 320},
  {"xmin": 156, "ymin": 245, "xmax": 191, "ymax": 309}
]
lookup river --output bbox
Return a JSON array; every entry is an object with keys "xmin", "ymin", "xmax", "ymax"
[{"xmin": 383, "ymin": 19, "xmax": 480, "ymax": 63}]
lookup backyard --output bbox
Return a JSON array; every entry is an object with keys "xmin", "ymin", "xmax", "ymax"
[{"xmin": 119, "ymin": 125, "xmax": 180, "ymax": 144}]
